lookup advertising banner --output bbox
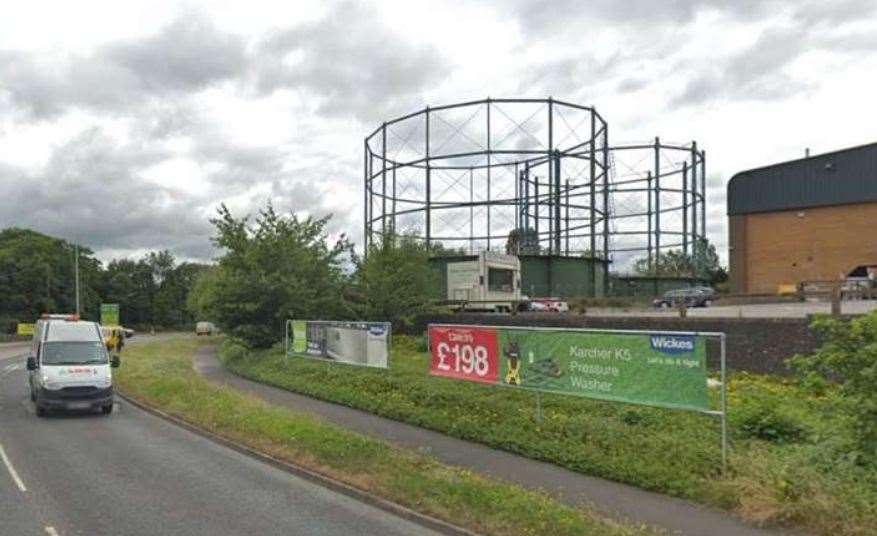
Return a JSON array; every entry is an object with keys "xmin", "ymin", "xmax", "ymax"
[
  {"xmin": 429, "ymin": 325, "xmax": 709, "ymax": 412},
  {"xmin": 101, "ymin": 304, "xmax": 120, "ymax": 326},
  {"xmin": 16, "ymin": 323, "xmax": 34, "ymax": 336},
  {"xmin": 288, "ymin": 320, "xmax": 390, "ymax": 369}
]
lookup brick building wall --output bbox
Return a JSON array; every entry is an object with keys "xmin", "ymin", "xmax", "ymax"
[{"xmin": 729, "ymin": 201, "xmax": 877, "ymax": 295}]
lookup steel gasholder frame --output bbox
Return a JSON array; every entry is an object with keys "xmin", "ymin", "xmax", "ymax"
[{"xmin": 364, "ymin": 98, "xmax": 706, "ymax": 272}]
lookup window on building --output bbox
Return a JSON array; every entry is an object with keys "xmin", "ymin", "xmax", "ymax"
[{"xmin": 488, "ymin": 268, "xmax": 514, "ymax": 293}]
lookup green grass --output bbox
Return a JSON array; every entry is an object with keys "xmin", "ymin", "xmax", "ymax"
[
  {"xmin": 221, "ymin": 336, "xmax": 877, "ymax": 536},
  {"xmin": 116, "ymin": 336, "xmax": 655, "ymax": 536}
]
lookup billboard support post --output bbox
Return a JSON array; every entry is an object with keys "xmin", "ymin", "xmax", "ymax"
[
  {"xmin": 284, "ymin": 319, "xmax": 292, "ymax": 357},
  {"xmin": 535, "ymin": 391, "xmax": 543, "ymax": 423},
  {"xmin": 720, "ymin": 333, "xmax": 728, "ymax": 472}
]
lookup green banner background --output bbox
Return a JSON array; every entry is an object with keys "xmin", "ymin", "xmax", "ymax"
[{"xmin": 496, "ymin": 329, "xmax": 709, "ymax": 411}]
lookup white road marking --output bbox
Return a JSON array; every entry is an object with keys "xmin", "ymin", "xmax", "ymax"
[
  {"xmin": 45, "ymin": 526, "xmax": 60, "ymax": 536},
  {"xmin": 0, "ymin": 443, "xmax": 27, "ymax": 492}
]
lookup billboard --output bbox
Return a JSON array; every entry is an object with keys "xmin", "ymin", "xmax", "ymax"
[
  {"xmin": 287, "ymin": 320, "xmax": 390, "ymax": 369},
  {"xmin": 101, "ymin": 303, "xmax": 120, "ymax": 326},
  {"xmin": 429, "ymin": 324, "xmax": 710, "ymax": 412}
]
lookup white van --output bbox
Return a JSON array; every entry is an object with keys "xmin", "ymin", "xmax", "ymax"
[
  {"xmin": 27, "ymin": 315, "xmax": 120, "ymax": 417},
  {"xmin": 195, "ymin": 321, "xmax": 216, "ymax": 336}
]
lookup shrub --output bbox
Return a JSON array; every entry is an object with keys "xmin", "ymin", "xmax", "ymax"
[
  {"xmin": 734, "ymin": 394, "xmax": 808, "ymax": 444},
  {"xmin": 791, "ymin": 311, "xmax": 877, "ymax": 459},
  {"xmin": 219, "ymin": 338, "xmax": 250, "ymax": 364}
]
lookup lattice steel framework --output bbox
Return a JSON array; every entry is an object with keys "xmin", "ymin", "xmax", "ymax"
[{"xmin": 364, "ymin": 97, "xmax": 706, "ymax": 273}]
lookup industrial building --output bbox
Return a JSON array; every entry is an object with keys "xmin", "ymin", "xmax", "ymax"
[{"xmin": 728, "ymin": 142, "xmax": 877, "ymax": 295}]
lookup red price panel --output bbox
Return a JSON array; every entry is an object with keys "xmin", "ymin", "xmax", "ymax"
[{"xmin": 429, "ymin": 326, "xmax": 499, "ymax": 384}]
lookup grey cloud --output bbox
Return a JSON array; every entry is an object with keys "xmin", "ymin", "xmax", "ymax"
[
  {"xmin": 0, "ymin": 14, "xmax": 247, "ymax": 120},
  {"xmin": 669, "ymin": 1, "xmax": 877, "ymax": 109},
  {"xmin": 671, "ymin": 27, "xmax": 817, "ymax": 107},
  {"xmin": 254, "ymin": 1, "xmax": 451, "ymax": 123},
  {"xmin": 102, "ymin": 16, "xmax": 247, "ymax": 93},
  {"xmin": 791, "ymin": 0, "xmax": 877, "ymax": 26},
  {"xmin": 504, "ymin": 0, "xmax": 781, "ymax": 37},
  {"xmin": 0, "ymin": 128, "xmax": 215, "ymax": 259},
  {"xmin": 504, "ymin": 0, "xmax": 872, "ymax": 39},
  {"xmin": 516, "ymin": 54, "xmax": 620, "ymax": 98},
  {"xmin": 616, "ymin": 78, "xmax": 648, "ymax": 93},
  {"xmin": 1, "ymin": 3, "xmax": 449, "ymax": 127}
]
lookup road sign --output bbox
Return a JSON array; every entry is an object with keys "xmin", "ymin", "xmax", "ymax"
[{"xmin": 101, "ymin": 304, "xmax": 120, "ymax": 326}]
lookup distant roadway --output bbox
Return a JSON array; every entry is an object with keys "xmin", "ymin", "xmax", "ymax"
[
  {"xmin": 0, "ymin": 340, "xmax": 440, "ymax": 536},
  {"xmin": 589, "ymin": 299, "xmax": 877, "ymax": 318}
]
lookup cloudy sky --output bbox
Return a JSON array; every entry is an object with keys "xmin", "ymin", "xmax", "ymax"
[{"xmin": 1, "ymin": 0, "xmax": 875, "ymax": 265}]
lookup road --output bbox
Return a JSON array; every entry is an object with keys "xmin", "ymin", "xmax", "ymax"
[
  {"xmin": 589, "ymin": 299, "xmax": 877, "ymax": 318},
  {"xmin": 0, "ymin": 342, "xmax": 441, "ymax": 536}
]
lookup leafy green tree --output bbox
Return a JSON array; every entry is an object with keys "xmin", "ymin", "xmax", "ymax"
[
  {"xmin": 0, "ymin": 228, "xmax": 102, "ymax": 326},
  {"xmin": 692, "ymin": 238, "xmax": 728, "ymax": 284},
  {"xmin": 506, "ymin": 228, "xmax": 540, "ymax": 255},
  {"xmin": 632, "ymin": 238, "xmax": 727, "ymax": 286},
  {"xmin": 191, "ymin": 202, "xmax": 352, "ymax": 348},
  {"xmin": 792, "ymin": 311, "xmax": 877, "ymax": 460},
  {"xmin": 356, "ymin": 232, "xmax": 439, "ymax": 330},
  {"xmin": 633, "ymin": 249, "xmax": 695, "ymax": 277}
]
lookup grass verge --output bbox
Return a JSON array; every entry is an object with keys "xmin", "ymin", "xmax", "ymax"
[
  {"xmin": 221, "ymin": 336, "xmax": 877, "ymax": 536},
  {"xmin": 117, "ymin": 336, "xmax": 654, "ymax": 536}
]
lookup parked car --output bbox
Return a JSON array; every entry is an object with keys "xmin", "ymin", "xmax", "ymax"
[
  {"xmin": 653, "ymin": 287, "xmax": 715, "ymax": 308},
  {"xmin": 535, "ymin": 298, "xmax": 569, "ymax": 312},
  {"xmin": 528, "ymin": 300, "xmax": 549, "ymax": 312}
]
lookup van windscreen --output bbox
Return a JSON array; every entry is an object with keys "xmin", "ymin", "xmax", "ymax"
[
  {"xmin": 45, "ymin": 322, "xmax": 100, "ymax": 342},
  {"xmin": 41, "ymin": 341, "xmax": 107, "ymax": 365}
]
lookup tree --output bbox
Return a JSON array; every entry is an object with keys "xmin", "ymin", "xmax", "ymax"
[
  {"xmin": 632, "ymin": 238, "xmax": 727, "ymax": 286},
  {"xmin": 633, "ymin": 249, "xmax": 696, "ymax": 277},
  {"xmin": 506, "ymin": 228, "xmax": 540, "ymax": 255},
  {"xmin": 355, "ymin": 232, "xmax": 439, "ymax": 331},
  {"xmin": 190, "ymin": 202, "xmax": 352, "ymax": 348},
  {"xmin": 0, "ymin": 228, "xmax": 102, "ymax": 325}
]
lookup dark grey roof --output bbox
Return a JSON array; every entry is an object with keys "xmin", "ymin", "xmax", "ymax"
[{"xmin": 728, "ymin": 142, "xmax": 877, "ymax": 215}]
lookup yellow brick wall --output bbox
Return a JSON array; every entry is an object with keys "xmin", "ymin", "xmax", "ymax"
[{"xmin": 731, "ymin": 202, "xmax": 877, "ymax": 295}]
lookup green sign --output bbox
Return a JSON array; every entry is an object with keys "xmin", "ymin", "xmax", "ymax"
[
  {"xmin": 292, "ymin": 320, "xmax": 307, "ymax": 353},
  {"xmin": 430, "ymin": 325, "xmax": 709, "ymax": 412},
  {"xmin": 101, "ymin": 303, "xmax": 120, "ymax": 326},
  {"xmin": 16, "ymin": 323, "xmax": 34, "ymax": 336}
]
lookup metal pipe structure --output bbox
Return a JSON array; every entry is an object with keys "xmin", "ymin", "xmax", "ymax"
[{"xmin": 364, "ymin": 98, "xmax": 706, "ymax": 274}]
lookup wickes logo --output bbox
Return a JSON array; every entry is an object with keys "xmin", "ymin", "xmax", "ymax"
[{"xmin": 649, "ymin": 334, "xmax": 695, "ymax": 355}]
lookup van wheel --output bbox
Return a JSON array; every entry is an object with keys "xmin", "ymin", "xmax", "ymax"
[
  {"xmin": 703, "ymin": 299, "xmax": 713, "ymax": 307},
  {"xmin": 101, "ymin": 404, "xmax": 113, "ymax": 415},
  {"xmin": 35, "ymin": 405, "xmax": 46, "ymax": 417}
]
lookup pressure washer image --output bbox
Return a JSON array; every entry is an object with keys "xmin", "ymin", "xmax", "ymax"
[{"xmin": 503, "ymin": 339, "xmax": 522, "ymax": 385}]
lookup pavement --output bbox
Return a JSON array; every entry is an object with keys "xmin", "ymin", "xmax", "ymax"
[
  {"xmin": 194, "ymin": 345, "xmax": 795, "ymax": 536},
  {"xmin": 0, "ymin": 341, "xmax": 442, "ymax": 536},
  {"xmin": 589, "ymin": 299, "xmax": 877, "ymax": 318}
]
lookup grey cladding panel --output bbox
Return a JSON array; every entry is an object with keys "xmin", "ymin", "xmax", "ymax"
[{"xmin": 728, "ymin": 142, "xmax": 877, "ymax": 215}]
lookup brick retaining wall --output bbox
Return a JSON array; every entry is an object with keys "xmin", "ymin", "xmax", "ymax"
[{"xmin": 411, "ymin": 313, "xmax": 826, "ymax": 375}]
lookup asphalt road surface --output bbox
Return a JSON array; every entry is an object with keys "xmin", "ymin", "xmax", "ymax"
[
  {"xmin": 0, "ymin": 342, "xmax": 440, "ymax": 536},
  {"xmin": 590, "ymin": 299, "xmax": 877, "ymax": 318}
]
